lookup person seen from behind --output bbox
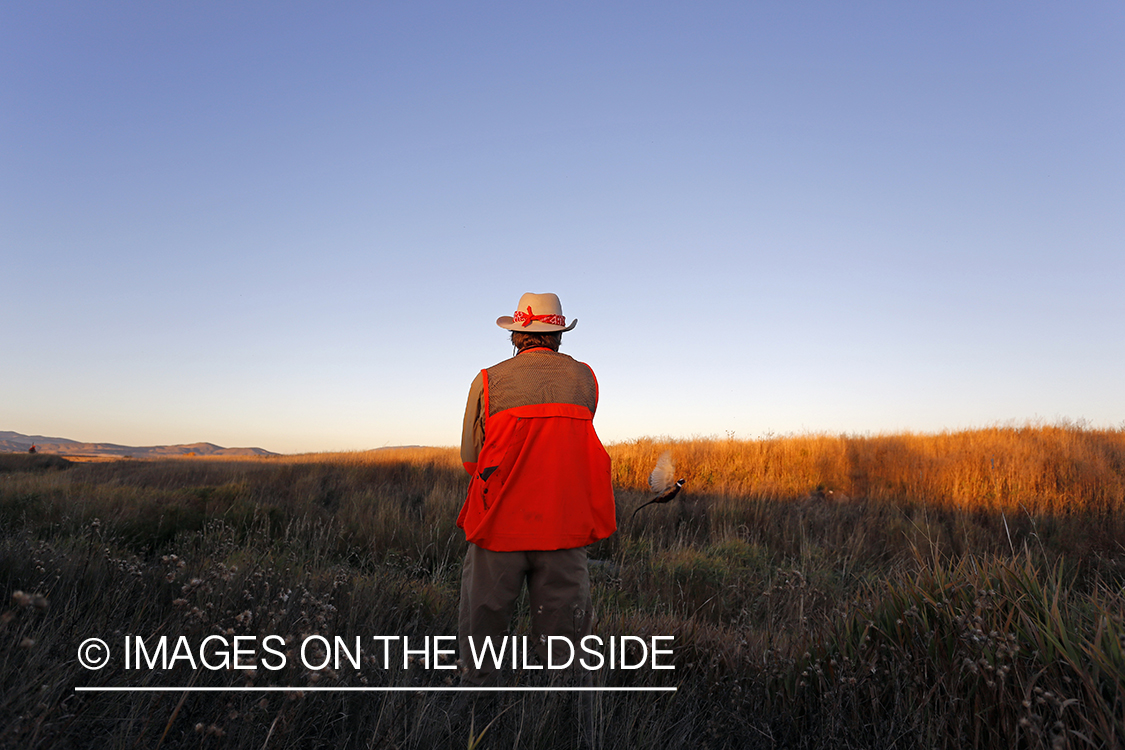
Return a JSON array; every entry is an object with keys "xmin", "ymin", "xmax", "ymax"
[{"xmin": 457, "ymin": 292, "xmax": 616, "ymax": 686}]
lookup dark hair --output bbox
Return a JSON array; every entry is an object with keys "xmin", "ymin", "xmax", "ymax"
[{"xmin": 511, "ymin": 331, "xmax": 562, "ymax": 352}]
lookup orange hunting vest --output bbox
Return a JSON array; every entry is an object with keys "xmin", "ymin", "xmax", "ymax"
[{"xmin": 457, "ymin": 359, "xmax": 616, "ymax": 552}]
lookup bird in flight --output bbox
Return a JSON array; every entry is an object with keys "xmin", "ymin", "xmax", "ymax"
[{"xmin": 632, "ymin": 451, "xmax": 686, "ymax": 517}]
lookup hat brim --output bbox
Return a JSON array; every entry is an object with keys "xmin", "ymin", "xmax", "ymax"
[{"xmin": 496, "ymin": 317, "xmax": 577, "ymax": 333}]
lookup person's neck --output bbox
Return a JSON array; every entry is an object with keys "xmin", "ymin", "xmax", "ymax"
[{"xmin": 517, "ymin": 346, "xmax": 556, "ymax": 354}]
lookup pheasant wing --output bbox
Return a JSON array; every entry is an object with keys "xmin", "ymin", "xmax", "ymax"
[{"xmin": 648, "ymin": 451, "xmax": 676, "ymax": 494}]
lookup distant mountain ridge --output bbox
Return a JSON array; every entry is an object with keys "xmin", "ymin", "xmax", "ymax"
[{"xmin": 0, "ymin": 431, "xmax": 276, "ymax": 458}]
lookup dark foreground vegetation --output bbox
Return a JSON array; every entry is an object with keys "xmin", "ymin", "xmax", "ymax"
[{"xmin": 2, "ymin": 425, "xmax": 1123, "ymax": 748}]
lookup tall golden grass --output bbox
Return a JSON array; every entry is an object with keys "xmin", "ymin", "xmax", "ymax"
[
  {"xmin": 1, "ymin": 424, "xmax": 1122, "ymax": 748},
  {"xmin": 610, "ymin": 424, "xmax": 1125, "ymax": 513}
]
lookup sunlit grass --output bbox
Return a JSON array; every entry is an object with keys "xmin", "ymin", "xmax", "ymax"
[{"xmin": 1, "ymin": 424, "xmax": 1122, "ymax": 748}]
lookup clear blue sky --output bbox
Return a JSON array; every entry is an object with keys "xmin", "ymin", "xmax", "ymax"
[{"xmin": 3, "ymin": 2, "xmax": 1122, "ymax": 453}]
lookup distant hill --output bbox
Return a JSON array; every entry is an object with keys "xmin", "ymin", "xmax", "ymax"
[{"xmin": 0, "ymin": 431, "xmax": 276, "ymax": 458}]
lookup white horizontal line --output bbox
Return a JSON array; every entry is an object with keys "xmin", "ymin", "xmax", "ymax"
[{"xmin": 75, "ymin": 686, "xmax": 676, "ymax": 693}]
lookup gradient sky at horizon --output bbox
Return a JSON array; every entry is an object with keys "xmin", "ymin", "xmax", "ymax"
[{"xmin": 3, "ymin": 2, "xmax": 1123, "ymax": 454}]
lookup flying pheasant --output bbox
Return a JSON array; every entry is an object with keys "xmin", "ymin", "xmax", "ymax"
[{"xmin": 632, "ymin": 451, "xmax": 686, "ymax": 517}]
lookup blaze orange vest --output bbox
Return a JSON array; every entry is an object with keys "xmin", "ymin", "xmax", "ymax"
[{"xmin": 456, "ymin": 367, "xmax": 617, "ymax": 552}]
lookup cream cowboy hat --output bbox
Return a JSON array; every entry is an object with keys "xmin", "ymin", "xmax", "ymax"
[{"xmin": 496, "ymin": 292, "xmax": 578, "ymax": 333}]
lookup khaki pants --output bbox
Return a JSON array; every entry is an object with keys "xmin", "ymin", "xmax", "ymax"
[{"xmin": 457, "ymin": 543, "xmax": 593, "ymax": 686}]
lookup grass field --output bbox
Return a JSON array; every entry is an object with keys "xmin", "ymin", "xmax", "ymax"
[{"xmin": 2, "ymin": 425, "xmax": 1123, "ymax": 748}]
